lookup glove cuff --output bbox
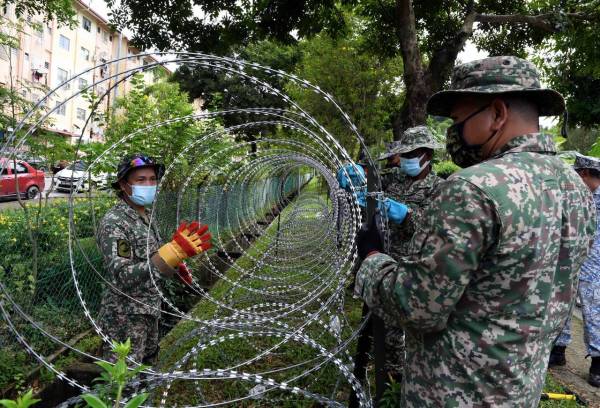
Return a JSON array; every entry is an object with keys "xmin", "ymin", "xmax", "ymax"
[{"xmin": 158, "ymin": 242, "xmax": 186, "ymax": 268}]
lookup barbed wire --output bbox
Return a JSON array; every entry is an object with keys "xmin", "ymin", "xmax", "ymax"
[{"xmin": 0, "ymin": 52, "xmax": 392, "ymax": 407}]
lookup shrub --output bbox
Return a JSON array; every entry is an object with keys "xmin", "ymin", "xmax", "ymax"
[{"xmin": 433, "ymin": 160, "xmax": 461, "ymax": 179}]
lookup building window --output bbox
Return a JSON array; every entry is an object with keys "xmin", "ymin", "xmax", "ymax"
[
  {"xmin": 59, "ymin": 34, "xmax": 70, "ymax": 51},
  {"xmin": 80, "ymin": 46, "xmax": 90, "ymax": 61},
  {"xmin": 44, "ymin": 61, "xmax": 49, "ymax": 69},
  {"xmin": 76, "ymin": 108, "xmax": 86, "ymax": 121},
  {"xmin": 57, "ymin": 68, "xmax": 70, "ymax": 89},
  {"xmin": 55, "ymin": 101, "xmax": 66, "ymax": 115},
  {"xmin": 24, "ymin": 52, "xmax": 29, "ymax": 61},
  {"xmin": 78, "ymin": 78, "xmax": 88, "ymax": 90},
  {"xmin": 103, "ymin": 30, "xmax": 110, "ymax": 43},
  {"xmin": 82, "ymin": 17, "xmax": 91, "ymax": 32}
]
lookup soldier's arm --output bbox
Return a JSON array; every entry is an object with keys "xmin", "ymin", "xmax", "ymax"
[
  {"xmin": 358, "ymin": 177, "xmax": 498, "ymax": 332},
  {"xmin": 97, "ymin": 222, "xmax": 173, "ymax": 289}
]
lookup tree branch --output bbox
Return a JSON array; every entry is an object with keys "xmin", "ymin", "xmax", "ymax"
[
  {"xmin": 427, "ymin": 5, "xmax": 477, "ymax": 93},
  {"xmin": 475, "ymin": 11, "xmax": 598, "ymax": 33}
]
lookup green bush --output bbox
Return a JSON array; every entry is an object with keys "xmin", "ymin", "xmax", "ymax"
[
  {"xmin": 0, "ymin": 196, "xmax": 115, "ymax": 303},
  {"xmin": 433, "ymin": 160, "xmax": 461, "ymax": 179}
]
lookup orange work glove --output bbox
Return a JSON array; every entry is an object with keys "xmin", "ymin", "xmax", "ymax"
[
  {"xmin": 158, "ymin": 221, "xmax": 212, "ymax": 268},
  {"xmin": 177, "ymin": 262, "xmax": 193, "ymax": 285}
]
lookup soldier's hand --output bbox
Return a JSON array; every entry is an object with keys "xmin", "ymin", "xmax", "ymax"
[
  {"xmin": 354, "ymin": 253, "xmax": 390, "ymax": 311},
  {"xmin": 337, "ymin": 162, "xmax": 366, "ymax": 192},
  {"xmin": 158, "ymin": 221, "xmax": 212, "ymax": 268},
  {"xmin": 378, "ymin": 197, "xmax": 408, "ymax": 225}
]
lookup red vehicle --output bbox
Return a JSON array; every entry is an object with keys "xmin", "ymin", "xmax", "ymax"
[{"xmin": 0, "ymin": 158, "xmax": 45, "ymax": 200}]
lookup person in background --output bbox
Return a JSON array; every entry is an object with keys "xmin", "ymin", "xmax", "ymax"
[{"xmin": 549, "ymin": 153, "xmax": 600, "ymax": 387}]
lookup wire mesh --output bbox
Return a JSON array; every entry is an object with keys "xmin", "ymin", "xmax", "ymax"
[{"xmin": 0, "ymin": 52, "xmax": 385, "ymax": 406}]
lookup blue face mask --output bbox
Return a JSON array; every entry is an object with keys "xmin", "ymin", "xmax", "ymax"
[
  {"xmin": 400, "ymin": 154, "xmax": 428, "ymax": 177},
  {"xmin": 128, "ymin": 184, "xmax": 157, "ymax": 207}
]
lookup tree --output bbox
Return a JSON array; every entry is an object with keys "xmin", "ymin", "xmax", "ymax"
[
  {"xmin": 88, "ymin": 74, "xmax": 235, "ymax": 190},
  {"xmin": 286, "ymin": 16, "xmax": 403, "ymax": 157},
  {"xmin": 172, "ymin": 40, "xmax": 301, "ymax": 154},
  {"xmin": 109, "ymin": 0, "xmax": 600, "ymax": 139},
  {"xmin": 1, "ymin": 0, "xmax": 76, "ymax": 26}
]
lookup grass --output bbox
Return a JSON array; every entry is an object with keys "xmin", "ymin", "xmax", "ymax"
[
  {"xmin": 156, "ymin": 178, "xmax": 365, "ymax": 406},
  {"xmin": 540, "ymin": 373, "xmax": 584, "ymax": 407}
]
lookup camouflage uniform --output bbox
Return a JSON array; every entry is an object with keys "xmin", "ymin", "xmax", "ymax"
[
  {"xmin": 97, "ymin": 199, "xmax": 164, "ymax": 363},
  {"xmin": 355, "ymin": 56, "xmax": 597, "ymax": 407},
  {"xmin": 380, "ymin": 127, "xmax": 443, "ymax": 377},
  {"xmin": 555, "ymin": 154, "xmax": 600, "ymax": 358}
]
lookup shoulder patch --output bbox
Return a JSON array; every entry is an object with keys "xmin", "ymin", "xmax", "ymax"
[{"xmin": 117, "ymin": 239, "xmax": 131, "ymax": 258}]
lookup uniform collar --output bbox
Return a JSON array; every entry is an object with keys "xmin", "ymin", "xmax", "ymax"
[
  {"xmin": 116, "ymin": 199, "xmax": 150, "ymax": 225},
  {"xmin": 491, "ymin": 132, "xmax": 557, "ymax": 159}
]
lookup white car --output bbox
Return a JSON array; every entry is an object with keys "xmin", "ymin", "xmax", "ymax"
[{"xmin": 54, "ymin": 161, "xmax": 112, "ymax": 192}]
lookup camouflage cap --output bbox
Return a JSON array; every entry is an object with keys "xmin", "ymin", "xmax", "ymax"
[
  {"xmin": 574, "ymin": 153, "xmax": 600, "ymax": 173},
  {"xmin": 427, "ymin": 56, "xmax": 565, "ymax": 117}
]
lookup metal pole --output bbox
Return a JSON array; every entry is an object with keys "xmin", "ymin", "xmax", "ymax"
[{"xmin": 349, "ymin": 162, "xmax": 387, "ymax": 408}]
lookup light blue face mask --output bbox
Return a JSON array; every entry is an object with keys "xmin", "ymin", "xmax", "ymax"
[
  {"xmin": 128, "ymin": 184, "xmax": 157, "ymax": 207},
  {"xmin": 400, "ymin": 154, "xmax": 429, "ymax": 177}
]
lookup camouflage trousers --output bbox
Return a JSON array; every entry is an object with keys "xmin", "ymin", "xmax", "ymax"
[
  {"xmin": 555, "ymin": 281, "xmax": 600, "ymax": 357},
  {"xmin": 382, "ymin": 315, "xmax": 405, "ymax": 376},
  {"xmin": 99, "ymin": 308, "xmax": 160, "ymax": 364}
]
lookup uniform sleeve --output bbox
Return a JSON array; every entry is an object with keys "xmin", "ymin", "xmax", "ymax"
[
  {"xmin": 360, "ymin": 177, "xmax": 499, "ymax": 332},
  {"xmin": 96, "ymin": 221, "xmax": 158, "ymax": 289}
]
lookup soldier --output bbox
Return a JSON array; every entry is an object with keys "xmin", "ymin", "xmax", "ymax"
[
  {"xmin": 377, "ymin": 126, "xmax": 444, "ymax": 384},
  {"xmin": 97, "ymin": 154, "xmax": 212, "ymax": 363},
  {"xmin": 354, "ymin": 56, "xmax": 596, "ymax": 407},
  {"xmin": 377, "ymin": 141, "xmax": 402, "ymax": 169},
  {"xmin": 550, "ymin": 153, "xmax": 600, "ymax": 387}
]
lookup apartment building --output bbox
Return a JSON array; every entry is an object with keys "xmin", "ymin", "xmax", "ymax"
[{"xmin": 0, "ymin": 0, "xmax": 168, "ymax": 144}]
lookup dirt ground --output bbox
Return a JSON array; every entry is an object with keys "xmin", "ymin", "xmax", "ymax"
[{"xmin": 549, "ymin": 309, "xmax": 600, "ymax": 407}]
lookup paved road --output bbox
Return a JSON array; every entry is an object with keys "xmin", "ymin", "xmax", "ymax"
[{"xmin": 0, "ymin": 177, "xmax": 97, "ymax": 211}]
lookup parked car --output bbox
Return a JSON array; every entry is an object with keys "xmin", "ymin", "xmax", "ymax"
[
  {"xmin": 16, "ymin": 154, "xmax": 48, "ymax": 172},
  {"xmin": 54, "ymin": 161, "xmax": 111, "ymax": 192},
  {"xmin": 0, "ymin": 158, "xmax": 45, "ymax": 199}
]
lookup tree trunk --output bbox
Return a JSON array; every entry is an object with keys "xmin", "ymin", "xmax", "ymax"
[
  {"xmin": 393, "ymin": 0, "xmax": 430, "ymax": 139},
  {"xmin": 392, "ymin": 0, "xmax": 476, "ymax": 139}
]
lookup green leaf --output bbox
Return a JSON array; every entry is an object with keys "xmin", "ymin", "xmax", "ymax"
[
  {"xmin": 95, "ymin": 361, "xmax": 115, "ymax": 373},
  {"xmin": 0, "ymin": 400, "xmax": 18, "ymax": 408},
  {"xmin": 81, "ymin": 394, "xmax": 108, "ymax": 408},
  {"xmin": 128, "ymin": 364, "xmax": 149, "ymax": 378},
  {"xmin": 123, "ymin": 394, "xmax": 148, "ymax": 408},
  {"xmin": 15, "ymin": 390, "xmax": 40, "ymax": 408}
]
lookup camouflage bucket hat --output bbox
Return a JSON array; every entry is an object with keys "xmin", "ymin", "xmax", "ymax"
[
  {"xmin": 377, "ymin": 141, "xmax": 403, "ymax": 160},
  {"xmin": 574, "ymin": 153, "xmax": 600, "ymax": 172},
  {"xmin": 377, "ymin": 126, "xmax": 442, "ymax": 159},
  {"xmin": 395, "ymin": 126, "xmax": 442, "ymax": 154},
  {"xmin": 426, "ymin": 56, "xmax": 565, "ymax": 117}
]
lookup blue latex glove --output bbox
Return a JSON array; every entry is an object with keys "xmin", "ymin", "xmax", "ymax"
[
  {"xmin": 353, "ymin": 191, "xmax": 367, "ymax": 208},
  {"xmin": 337, "ymin": 163, "xmax": 366, "ymax": 192},
  {"xmin": 378, "ymin": 198, "xmax": 408, "ymax": 224}
]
